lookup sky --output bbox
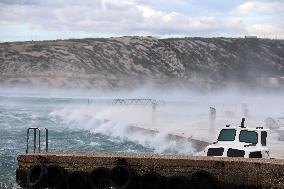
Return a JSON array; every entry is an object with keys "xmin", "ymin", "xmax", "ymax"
[{"xmin": 0, "ymin": 0, "xmax": 283, "ymax": 42}]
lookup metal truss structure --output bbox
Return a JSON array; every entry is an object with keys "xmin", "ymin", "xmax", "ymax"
[{"xmin": 111, "ymin": 98, "xmax": 165, "ymax": 106}]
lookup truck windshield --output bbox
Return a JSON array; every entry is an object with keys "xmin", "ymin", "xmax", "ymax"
[
  {"xmin": 239, "ymin": 130, "xmax": 258, "ymax": 144},
  {"xmin": 218, "ymin": 129, "xmax": 236, "ymax": 141}
]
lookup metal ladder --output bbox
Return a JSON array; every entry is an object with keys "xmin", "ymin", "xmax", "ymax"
[{"xmin": 26, "ymin": 127, "xmax": 49, "ymax": 154}]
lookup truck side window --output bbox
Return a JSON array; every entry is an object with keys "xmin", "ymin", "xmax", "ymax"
[
  {"xmin": 218, "ymin": 129, "xmax": 236, "ymax": 141},
  {"xmin": 261, "ymin": 131, "xmax": 267, "ymax": 146},
  {"xmin": 239, "ymin": 130, "xmax": 258, "ymax": 144}
]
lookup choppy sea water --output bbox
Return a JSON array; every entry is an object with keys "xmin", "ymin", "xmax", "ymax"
[{"xmin": 0, "ymin": 96, "xmax": 155, "ymax": 187}]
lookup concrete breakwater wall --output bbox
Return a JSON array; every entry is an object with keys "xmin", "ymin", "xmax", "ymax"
[{"xmin": 16, "ymin": 152, "xmax": 284, "ymax": 189}]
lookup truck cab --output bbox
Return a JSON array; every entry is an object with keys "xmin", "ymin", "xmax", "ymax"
[{"xmin": 204, "ymin": 119, "xmax": 270, "ymax": 158}]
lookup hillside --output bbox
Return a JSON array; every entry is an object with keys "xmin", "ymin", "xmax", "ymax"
[{"xmin": 0, "ymin": 36, "xmax": 284, "ymax": 90}]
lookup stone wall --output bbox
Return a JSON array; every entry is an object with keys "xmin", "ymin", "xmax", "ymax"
[{"xmin": 17, "ymin": 152, "xmax": 284, "ymax": 188}]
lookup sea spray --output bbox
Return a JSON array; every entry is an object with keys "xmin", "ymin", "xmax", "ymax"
[{"xmin": 50, "ymin": 105, "xmax": 197, "ymax": 154}]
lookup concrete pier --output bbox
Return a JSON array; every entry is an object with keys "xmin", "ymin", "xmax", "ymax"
[{"xmin": 16, "ymin": 152, "xmax": 284, "ymax": 189}]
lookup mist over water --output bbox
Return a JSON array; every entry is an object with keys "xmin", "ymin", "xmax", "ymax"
[{"xmin": 1, "ymin": 88, "xmax": 284, "ymax": 187}]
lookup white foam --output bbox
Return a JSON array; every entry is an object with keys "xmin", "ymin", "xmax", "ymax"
[
  {"xmin": 50, "ymin": 105, "xmax": 197, "ymax": 154},
  {"xmin": 89, "ymin": 141, "xmax": 100, "ymax": 146}
]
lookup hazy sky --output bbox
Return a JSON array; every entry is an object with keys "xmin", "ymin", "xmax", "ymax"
[{"xmin": 0, "ymin": 0, "xmax": 283, "ymax": 42}]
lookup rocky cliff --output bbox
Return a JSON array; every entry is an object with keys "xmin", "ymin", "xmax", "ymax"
[{"xmin": 0, "ymin": 36, "xmax": 284, "ymax": 90}]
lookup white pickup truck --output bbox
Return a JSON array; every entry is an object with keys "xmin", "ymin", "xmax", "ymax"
[{"xmin": 204, "ymin": 118, "xmax": 270, "ymax": 158}]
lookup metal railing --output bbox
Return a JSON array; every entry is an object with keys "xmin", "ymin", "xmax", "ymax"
[
  {"xmin": 26, "ymin": 127, "xmax": 49, "ymax": 154},
  {"xmin": 112, "ymin": 98, "xmax": 165, "ymax": 106}
]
